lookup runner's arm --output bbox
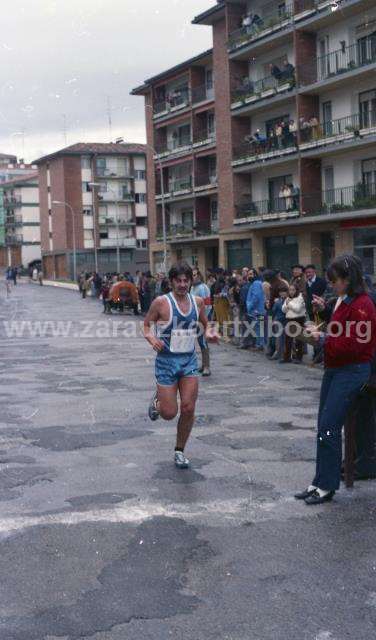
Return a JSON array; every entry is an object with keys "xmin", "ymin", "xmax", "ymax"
[{"xmin": 143, "ymin": 298, "xmax": 165, "ymax": 352}]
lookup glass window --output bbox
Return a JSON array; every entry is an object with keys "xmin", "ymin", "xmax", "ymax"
[
  {"xmin": 81, "ymin": 156, "xmax": 91, "ymax": 169},
  {"xmin": 135, "ymin": 193, "xmax": 146, "ymax": 203}
]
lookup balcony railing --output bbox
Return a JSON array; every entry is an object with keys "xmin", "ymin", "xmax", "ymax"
[
  {"xmin": 154, "ymin": 135, "xmax": 192, "ymax": 156},
  {"xmin": 191, "ymin": 83, "xmax": 214, "ymax": 104},
  {"xmin": 4, "ymin": 197, "xmax": 22, "ymax": 208},
  {"xmin": 195, "ymin": 173, "xmax": 218, "ymax": 189},
  {"xmin": 168, "ymin": 176, "xmax": 193, "ymax": 194},
  {"xmin": 5, "ymin": 234, "xmax": 23, "ymax": 245},
  {"xmin": 299, "ymin": 38, "xmax": 376, "ymax": 86},
  {"xmin": 233, "ymin": 132, "xmax": 298, "ymax": 165},
  {"xmin": 235, "ymin": 183, "xmax": 376, "ymax": 224},
  {"xmin": 5, "ymin": 214, "xmax": 22, "ymax": 227},
  {"xmin": 193, "ymin": 128, "xmax": 216, "ymax": 146},
  {"xmin": 157, "ymin": 221, "xmax": 219, "ymax": 240},
  {"xmin": 100, "ymin": 237, "xmax": 137, "ymax": 248},
  {"xmin": 300, "ymin": 111, "xmax": 376, "ymax": 147},
  {"xmin": 98, "ymin": 192, "xmax": 135, "ymax": 202},
  {"xmin": 153, "ymin": 86, "xmax": 190, "ymax": 116},
  {"xmin": 228, "ymin": 1, "xmax": 295, "ymax": 52},
  {"xmin": 232, "ymin": 73, "xmax": 295, "ymax": 107},
  {"xmin": 99, "ymin": 216, "xmax": 134, "ymax": 226},
  {"xmin": 302, "ymin": 183, "xmax": 376, "ymax": 216},
  {"xmin": 95, "ymin": 168, "xmax": 132, "ymax": 179}
]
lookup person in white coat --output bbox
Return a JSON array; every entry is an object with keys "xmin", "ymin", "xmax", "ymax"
[{"xmin": 281, "ymin": 284, "xmax": 306, "ymax": 363}]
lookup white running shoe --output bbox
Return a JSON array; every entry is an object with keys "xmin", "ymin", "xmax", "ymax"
[{"xmin": 174, "ymin": 451, "xmax": 190, "ymax": 469}]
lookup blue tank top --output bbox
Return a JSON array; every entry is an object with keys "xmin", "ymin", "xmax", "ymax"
[{"xmin": 157, "ymin": 293, "xmax": 199, "ymax": 355}]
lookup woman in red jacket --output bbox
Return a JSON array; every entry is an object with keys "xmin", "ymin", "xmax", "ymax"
[{"xmin": 295, "ymin": 254, "xmax": 376, "ymax": 505}]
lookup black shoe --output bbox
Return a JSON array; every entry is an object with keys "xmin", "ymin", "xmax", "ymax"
[
  {"xmin": 294, "ymin": 488, "xmax": 316, "ymax": 500},
  {"xmin": 304, "ymin": 490, "xmax": 335, "ymax": 505}
]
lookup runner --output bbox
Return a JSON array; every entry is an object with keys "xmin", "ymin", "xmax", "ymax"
[{"xmin": 143, "ymin": 262, "xmax": 218, "ymax": 469}]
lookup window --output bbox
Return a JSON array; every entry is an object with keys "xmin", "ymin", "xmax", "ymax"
[
  {"xmin": 135, "ymin": 169, "xmax": 146, "ymax": 180},
  {"xmin": 206, "ymin": 68, "xmax": 213, "ymax": 90},
  {"xmin": 207, "ymin": 112, "xmax": 216, "ymax": 135},
  {"xmin": 81, "ymin": 156, "xmax": 91, "ymax": 169},
  {"xmin": 98, "ymin": 182, "xmax": 107, "ymax": 193},
  {"xmin": 136, "ymin": 216, "xmax": 148, "ymax": 226},
  {"xmin": 83, "ymin": 208, "xmax": 93, "ymax": 216},
  {"xmin": 137, "ymin": 239, "xmax": 148, "ymax": 249},
  {"xmin": 82, "ymin": 182, "xmax": 92, "ymax": 192},
  {"xmin": 100, "ymin": 231, "xmax": 108, "ymax": 239},
  {"xmin": 135, "ymin": 193, "xmax": 147, "ymax": 203},
  {"xmin": 96, "ymin": 158, "xmax": 106, "ymax": 176}
]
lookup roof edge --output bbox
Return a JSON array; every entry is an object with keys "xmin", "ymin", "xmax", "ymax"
[
  {"xmin": 131, "ymin": 48, "xmax": 213, "ymax": 93},
  {"xmin": 192, "ymin": 2, "xmax": 225, "ymax": 25}
]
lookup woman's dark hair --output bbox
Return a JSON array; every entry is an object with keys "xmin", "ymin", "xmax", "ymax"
[
  {"xmin": 326, "ymin": 254, "xmax": 366, "ymax": 296},
  {"xmin": 168, "ymin": 262, "xmax": 193, "ymax": 282}
]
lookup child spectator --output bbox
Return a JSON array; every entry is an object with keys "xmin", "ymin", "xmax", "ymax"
[{"xmin": 282, "ymin": 284, "xmax": 307, "ymax": 363}]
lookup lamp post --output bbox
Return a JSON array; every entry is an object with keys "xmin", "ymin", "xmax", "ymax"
[
  {"xmin": 52, "ymin": 200, "xmax": 77, "ymax": 282},
  {"xmin": 89, "ymin": 182, "xmax": 121, "ymax": 273},
  {"xmin": 144, "ymin": 104, "xmax": 168, "ymax": 274}
]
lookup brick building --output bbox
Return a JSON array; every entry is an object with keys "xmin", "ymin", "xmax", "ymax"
[
  {"xmin": 0, "ymin": 172, "xmax": 41, "ymax": 268},
  {"xmin": 35, "ymin": 143, "xmax": 148, "ymax": 280},
  {"xmin": 132, "ymin": 0, "xmax": 376, "ymax": 279}
]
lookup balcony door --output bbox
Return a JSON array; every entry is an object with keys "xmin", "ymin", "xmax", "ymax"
[
  {"xmin": 181, "ymin": 209, "xmax": 193, "ymax": 230},
  {"xmin": 358, "ymin": 32, "xmax": 376, "ymax": 66},
  {"xmin": 268, "ymin": 175, "xmax": 292, "ymax": 211},
  {"xmin": 362, "ymin": 158, "xmax": 376, "ymax": 196},
  {"xmin": 322, "ymin": 101, "xmax": 333, "ymax": 136},
  {"xmin": 359, "ymin": 89, "xmax": 376, "ymax": 128},
  {"xmin": 324, "ymin": 166, "xmax": 334, "ymax": 205},
  {"xmin": 318, "ymin": 37, "xmax": 329, "ymax": 80}
]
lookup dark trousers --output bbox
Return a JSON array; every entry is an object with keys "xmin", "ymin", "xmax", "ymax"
[
  {"xmin": 313, "ymin": 363, "xmax": 371, "ymax": 491},
  {"xmin": 284, "ymin": 317, "xmax": 305, "ymax": 361}
]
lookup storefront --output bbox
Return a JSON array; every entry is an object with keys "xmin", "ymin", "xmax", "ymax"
[
  {"xmin": 226, "ymin": 239, "xmax": 252, "ymax": 272},
  {"xmin": 264, "ymin": 234, "xmax": 299, "ymax": 277},
  {"xmin": 354, "ymin": 227, "xmax": 376, "ymax": 279}
]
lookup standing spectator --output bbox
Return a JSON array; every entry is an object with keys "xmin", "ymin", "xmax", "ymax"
[
  {"xmin": 246, "ymin": 269, "xmax": 265, "ymax": 351},
  {"xmin": 192, "ymin": 268, "xmax": 212, "ymax": 376},
  {"xmin": 239, "ymin": 272, "xmax": 253, "ymax": 349},
  {"xmin": 271, "ymin": 285, "xmax": 288, "ymax": 361},
  {"xmin": 263, "ymin": 269, "xmax": 289, "ymax": 356},
  {"xmin": 282, "ymin": 284, "xmax": 306, "ymax": 363},
  {"xmin": 269, "ymin": 63, "xmax": 282, "ymax": 81},
  {"xmin": 213, "ymin": 276, "xmax": 231, "ymax": 338},
  {"xmin": 12, "ymin": 266, "xmax": 17, "ymax": 285},
  {"xmin": 290, "ymin": 264, "xmax": 307, "ymax": 297},
  {"xmin": 275, "ymin": 122, "xmax": 283, "ymax": 149},
  {"xmin": 295, "ymin": 254, "xmax": 376, "ymax": 505},
  {"xmin": 305, "ymin": 264, "xmax": 327, "ymax": 320},
  {"xmin": 281, "ymin": 59, "xmax": 295, "ymax": 83},
  {"xmin": 290, "ymin": 184, "xmax": 300, "ymax": 210}
]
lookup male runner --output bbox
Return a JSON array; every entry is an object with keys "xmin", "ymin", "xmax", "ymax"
[{"xmin": 143, "ymin": 262, "xmax": 218, "ymax": 469}]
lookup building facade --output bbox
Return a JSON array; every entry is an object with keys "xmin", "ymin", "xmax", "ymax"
[
  {"xmin": 35, "ymin": 143, "xmax": 148, "ymax": 280},
  {"xmin": 0, "ymin": 172, "xmax": 41, "ymax": 268},
  {"xmin": 133, "ymin": 0, "xmax": 376, "ymax": 279}
]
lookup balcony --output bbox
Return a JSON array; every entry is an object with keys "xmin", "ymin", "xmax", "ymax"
[
  {"xmin": 231, "ymin": 74, "xmax": 295, "ymax": 111},
  {"xmin": 228, "ymin": 1, "xmax": 296, "ymax": 54},
  {"xmin": 235, "ymin": 195, "xmax": 300, "ymax": 225},
  {"xmin": 300, "ymin": 111, "xmax": 376, "ymax": 152},
  {"xmin": 100, "ymin": 237, "xmax": 137, "ymax": 248},
  {"xmin": 153, "ymin": 86, "xmax": 190, "ymax": 119},
  {"xmin": 233, "ymin": 132, "xmax": 298, "ymax": 170},
  {"xmin": 99, "ymin": 216, "xmax": 135, "ymax": 227},
  {"xmin": 154, "ymin": 135, "xmax": 192, "ymax": 160},
  {"xmin": 98, "ymin": 192, "xmax": 135, "ymax": 203},
  {"xmin": 95, "ymin": 168, "xmax": 133, "ymax": 179},
  {"xmin": 157, "ymin": 221, "xmax": 219, "ymax": 241},
  {"xmin": 194, "ymin": 172, "xmax": 218, "ymax": 192},
  {"xmin": 5, "ymin": 234, "xmax": 23, "ymax": 245},
  {"xmin": 156, "ymin": 176, "xmax": 193, "ymax": 201},
  {"xmin": 191, "ymin": 83, "xmax": 214, "ymax": 105},
  {"xmin": 4, "ymin": 214, "xmax": 22, "ymax": 227},
  {"xmin": 299, "ymin": 38, "xmax": 376, "ymax": 89},
  {"xmin": 192, "ymin": 128, "xmax": 216, "ymax": 149},
  {"xmin": 302, "ymin": 183, "xmax": 376, "ymax": 217},
  {"xmin": 4, "ymin": 196, "xmax": 22, "ymax": 208}
]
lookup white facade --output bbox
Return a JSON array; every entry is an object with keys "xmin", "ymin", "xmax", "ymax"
[{"xmin": 3, "ymin": 178, "xmax": 41, "ymax": 266}]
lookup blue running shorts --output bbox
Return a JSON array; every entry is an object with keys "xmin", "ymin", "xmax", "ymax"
[{"xmin": 155, "ymin": 352, "xmax": 199, "ymax": 387}]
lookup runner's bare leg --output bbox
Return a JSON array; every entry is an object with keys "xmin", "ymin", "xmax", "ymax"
[
  {"xmin": 176, "ymin": 376, "xmax": 199, "ymax": 450},
  {"xmin": 157, "ymin": 383, "xmax": 179, "ymax": 421}
]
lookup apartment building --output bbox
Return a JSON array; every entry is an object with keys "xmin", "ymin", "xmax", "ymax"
[
  {"xmin": 0, "ymin": 172, "xmax": 41, "ymax": 268},
  {"xmin": 133, "ymin": 0, "xmax": 376, "ymax": 279},
  {"xmin": 34, "ymin": 142, "xmax": 148, "ymax": 279}
]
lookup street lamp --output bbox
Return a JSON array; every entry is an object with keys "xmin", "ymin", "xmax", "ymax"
[
  {"xmin": 89, "ymin": 182, "xmax": 121, "ymax": 273},
  {"xmin": 144, "ymin": 104, "xmax": 168, "ymax": 274},
  {"xmin": 52, "ymin": 200, "xmax": 77, "ymax": 282}
]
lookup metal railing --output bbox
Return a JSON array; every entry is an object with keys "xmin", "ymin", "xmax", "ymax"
[
  {"xmin": 228, "ymin": 0, "xmax": 318, "ymax": 51},
  {"xmin": 168, "ymin": 176, "xmax": 193, "ymax": 193},
  {"xmin": 299, "ymin": 38, "xmax": 376, "ymax": 86},
  {"xmin": 4, "ymin": 197, "xmax": 22, "ymax": 208},
  {"xmin": 153, "ymin": 86, "xmax": 190, "ymax": 115},
  {"xmin": 232, "ymin": 72, "xmax": 295, "ymax": 104},
  {"xmin": 193, "ymin": 128, "xmax": 216, "ymax": 145},
  {"xmin": 95, "ymin": 167, "xmax": 132, "ymax": 179},
  {"xmin": 99, "ymin": 216, "xmax": 134, "ymax": 226},
  {"xmin": 303, "ymin": 183, "xmax": 376, "ymax": 216},
  {"xmin": 191, "ymin": 84, "xmax": 214, "ymax": 104},
  {"xmin": 195, "ymin": 172, "xmax": 218, "ymax": 188},
  {"xmin": 5, "ymin": 234, "xmax": 23, "ymax": 245},
  {"xmin": 155, "ymin": 135, "xmax": 192, "ymax": 155},
  {"xmin": 157, "ymin": 221, "xmax": 218, "ymax": 240},
  {"xmin": 300, "ymin": 111, "xmax": 376, "ymax": 144},
  {"xmin": 234, "ymin": 132, "xmax": 298, "ymax": 161},
  {"xmin": 236, "ymin": 193, "xmax": 300, "ymax": 219},
  {"xmin": 98, "ymin": 191, "xmax": 135, "ymax": 202},
  {"xmin": 4, "ymin": 214, "xmax": 22, "ymax": 226}
]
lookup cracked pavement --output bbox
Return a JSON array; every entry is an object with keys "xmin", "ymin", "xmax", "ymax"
[{"xmin": 0, "ymin": 284, "xmax": 376, "ymax": 639}]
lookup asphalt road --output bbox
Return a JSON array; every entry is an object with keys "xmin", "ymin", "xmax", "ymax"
[{"xmin": 0, "ymin": 283, "xmax": 376, "ymax": 640}]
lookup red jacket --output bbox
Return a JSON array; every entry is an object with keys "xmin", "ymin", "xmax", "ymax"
[{"xmin": 325, "ymin": 294, "xmax": 376, "ymax": 368}]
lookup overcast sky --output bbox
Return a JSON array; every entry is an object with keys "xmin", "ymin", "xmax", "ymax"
[{"xmin": 1, "ymin": 0, "xmax": 212, "ymax": 162}]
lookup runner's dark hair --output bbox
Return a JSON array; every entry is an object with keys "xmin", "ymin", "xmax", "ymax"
[
  {"xmin": 326, "ymin": 254, "xmax": 366, "ymax": 297},
  {"xmin": 168, "ymin": 262, "xmax": 193, "ymax": 282}
]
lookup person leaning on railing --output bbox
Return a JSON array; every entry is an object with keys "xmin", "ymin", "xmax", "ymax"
[{"xmin": 295, "ymin": 255, "xmax": 376, "ymax": 505}]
